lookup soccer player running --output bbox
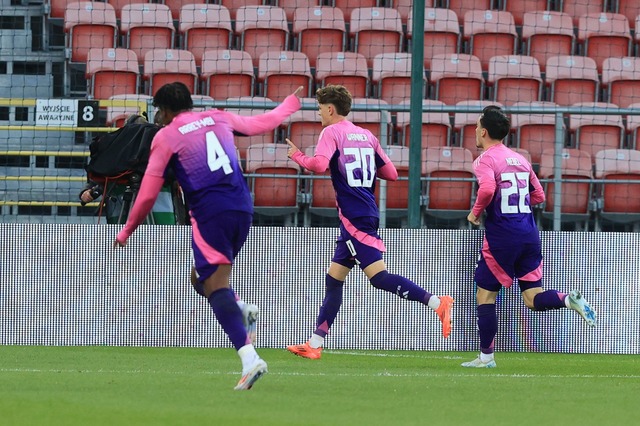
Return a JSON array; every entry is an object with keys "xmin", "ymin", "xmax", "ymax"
[
  {"xmin": 285, "ymin": 85, "xmax": 454, "ymax": 359},
  {"xmin": 463, "ymin": 106, "xmax": 597, "ymax": 368},
  {"xmin": 115, "ymin": 82, "xmax": 304, "ymax": 389}
]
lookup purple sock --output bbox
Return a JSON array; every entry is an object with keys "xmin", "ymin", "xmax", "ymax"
[
  {"xmin": 533, "ymin": 290, "xmax": 567, "ymax": 311},
  {"xmin": 208, "ymin": 288, "xmax": 249, "ymax": 350},
  {"xmin": 369, "ymin": 271, "xmax": 432, "ymax": 304},
  {"xmin": 314, "ymin": 275, "xmax": 344, "ymax": 338},
  {"xmin": 477, "ymin": 304, "xmax": 497, "ymax": 355}
]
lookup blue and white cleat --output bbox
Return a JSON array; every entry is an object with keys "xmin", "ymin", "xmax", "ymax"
[
  {"xmin": 567, "ymin": 290, "xmax": 597, "ymax": 327},
  {"xmin": 234, "ymin": 358, "xmax": 268, "ymax": 391},
  {"xmin": 461, "ymin": 356, "xmax": 497, "ymax": 368}
]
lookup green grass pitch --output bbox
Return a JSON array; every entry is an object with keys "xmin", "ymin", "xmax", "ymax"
[{"xmin": 1, "ymin": 346, "xmax": 638, "ymax": 426}]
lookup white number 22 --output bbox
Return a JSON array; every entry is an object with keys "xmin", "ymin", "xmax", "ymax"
[
  {"xmin": 500, "ymin": 172, "xmax": 531, "ymax": 214},
  {"xmin": 344, "ymin": 147, "xmax": 375, "ymax": 187},
  {"xmin": 205, "ymin": 131, "xmax": 232, "ymax": 175}
]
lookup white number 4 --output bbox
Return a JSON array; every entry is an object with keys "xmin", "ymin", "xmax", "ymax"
[
  {"xmin": 500, "ymin": 172, "xmax": 531, "ymax": 214},
  {"xmin": 206, "ymin": 131, "xmax": 232, "ymax": 175}
]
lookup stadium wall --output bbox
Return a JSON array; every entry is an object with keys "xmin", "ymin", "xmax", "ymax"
[{"xmin": 0, "ymin": 224, "xmax": 637, "ymax": 354}]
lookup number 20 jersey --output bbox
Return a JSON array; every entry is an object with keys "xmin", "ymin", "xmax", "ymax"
[{"xmin": 314, "ymin": 120, "xmax": 393, "ymax": 222}]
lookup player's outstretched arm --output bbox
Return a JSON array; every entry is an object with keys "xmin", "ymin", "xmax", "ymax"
[
  {"xmin": 114, "ymin": 174, "xmax": 164, "ymax": 247},
  {"xmin": 286, "ymin": 138, "xmax": 329, "ymax": 173},
  {"xmin": 226, "ymin": 86, "xmax": 304, "ymax": 136}
]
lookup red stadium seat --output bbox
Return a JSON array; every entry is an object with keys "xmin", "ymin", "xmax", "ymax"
[
  {"xmin": 106, "ymin": 94, "xmax": 152, "ymax": 127},
  {"xmin": 406, "ymin": 7, "xmax": 460, "ymax": 69},
  {"xmin": 179, "ymin": 4, "xmax": 232, "ymax": 67},
  {"xmin": 429, "ymin": 53, "xmax": 484, "ymax": 106},
  {"xmin": 487, "ymin": 55, "xmax": 542, "ymax": 106},
  {"xmin": 106, "ymin": 0, "xmax": 146, "ymax": 20},
  {"xmin": 463, "ymin": 10, "xmax": 517, "ymax": 71},
  {"xmin": 625, "ymin": 103, "xmax": 640, "ymax": 149},
  {"xmin": 521, "ymin": 11, "xmax": 574, "ymax": 73},
  {"xmin": 446, "ymin": 0, "xmax": 491, "ymax": 25},
  {"xmin": 64, "ymin": 2, "xmax": 117, "ymax": 63},
  {"xmin": 594, "ymin": 148, "xmax": 640, "ymax": 228},
  {"xmin": 257, "ymin": 51, "xmax": 313, "ymax": 103},
  {"xmin": 200, "ymin": 49, "xmax": 255, "ymax": 100},
  {"xmin": 303, "ymin": 145, "xmax": 337, "ymax": 218},
  {"xmin": 277, "ymin": 0, "xmax": 320, "ymax": 22},
  {"xmin": 560, "ymin": 0, "xmax": 605, "ymax": 27},
  {"xmin": 503, "ymin": 0, "xmax": 550, "ymax": 26},
  {"xmin": 349, "ymin": 98, "xmax": 392, "ymax": 143},
  {"xmin": 395, "ymin": 99, "xmax": 451, "ymax": 148},
  {"xmin": 220, "ymin": 0, "xmax": 264, "ymax": 21},
  {"xmin": 245, "ymin": 143, "xmax": 301, "ymax": 222},
  {"xmin": 510, "ymin": 101, "xmax": 559, "ymax": 166},
  {"xmin": 333, "ymin": 0, "xmax": 377, "ymax": 21},
  {"xmin": 235, "ymin": 6, "xmax": 289, "ymax": 68},
  {"xmin": 224, "ymin": 97, "xmax": 276, "ymax": 162},
  {"xmin": 392, "ymin": 0, "xmax": 437, "ymax": 25},
  {"xmin": 143, "ymin": 49, "xmax": 197, "ymax": 95},
  {"xmin": 617, "ymin": 0, "xmax": 640, "ymax": 30},
  {"xmin": 349, "ymin": 7, "xmax": 403, "ymax": 68},
  {"xmin": 422, "ymin": 146, "xmax": 475, "ymax": 222},
  {"xmin": 377, "ymin": 145, "xmax": 411, "ymax": 216},
  {"xmin": 601, "ymin": 57, "xmax": 640, "ymax": 109},
  {"xmin": 292, "ymin": 7, "xmax": 346, "ymax": 69},
  {"xmin": 315, "ymin": 52, "xmax": 369, "ymax": 98},
  {"xmin": 120, "ymin": 4, "xmax": 175, "ymax": 66},
  {"xmin": 86, "ymin": 48, "xmax": 139, "ymax": 100},
  {"xmin": 283, "ymin": 100, "xmax": 323, "ymax": 154},
  {"xmin": 545, "ymin": 56, "xmax": 599, "ymax": 106},
  {"xmin": 569, "ymin": 102, "xmax": 625, "ymax": 160},
  {"xmin": 538, "ymin": 148, "xmax": 594, "ymax": 227},
  {"xmin": 454, "ymin": 100, "xmax": 502, "ymax": 157},
  {"xmin": 190, "ymin": 94, "xmax": 214, "ymax": 111},
  {"xmin": 163, "ymin": 0, "xmax": 205, "ymax": 20},
  {"xmin": 371, "ymin": 52, "xmax": 423, "ymax": 105},
  {"xmin": 577, "ymin": 13, "xmax": 632, "ymax": 72}
]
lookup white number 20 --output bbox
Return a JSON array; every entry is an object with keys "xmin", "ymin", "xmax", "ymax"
[
  {"xmin": 344, "ymin": 147, "xmax": 375, "ymax": 188},
  {"xmin": 500, "ymin": 172, "xmax": 531, "ymax": 214},
  {"xmin": 205, "ymin": 131, "xmax": 232, "ymax": 175}
]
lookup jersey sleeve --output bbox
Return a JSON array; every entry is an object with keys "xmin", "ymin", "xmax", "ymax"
[
  {"xmin": 144, "ymin": 129, "xmax": 174, "ymax": 178},
  {"xmin": 373, "ymin": 141, "xmax": 398, "ymax": 181},
  {"xmin": 290, "ymin": 126, "xmax": 336, "ymax": 173},
  {"xmin": 471, "ymin": 157, "xmax": 497, "ymax": 217},
  {"xmin": 223, "ymin": 93, "xmax": 301, "ymax": 136},
  {"xmin": 529, "ymin": 169, "xmax": 546, "ymax": 205}
]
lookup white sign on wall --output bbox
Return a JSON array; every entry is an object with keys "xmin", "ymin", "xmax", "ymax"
[{"xmin": 35, "ymin": 99, "xmax": 77, "ymax": 126}]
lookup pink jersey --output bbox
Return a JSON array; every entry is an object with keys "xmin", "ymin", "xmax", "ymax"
[
  {"xmin": 291, "ymin": 119, "xmax": 397, "ymax": 249},
  {"xmin": 117, "ymin": 94, "xmax": 301, "ymax": 242},
  {"xmin": 472, "ymin": 143, "xmax": 545, "ymax": 246}
]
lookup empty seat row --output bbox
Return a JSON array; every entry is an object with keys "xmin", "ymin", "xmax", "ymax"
[{"xmin": 63, "ymin": 3, "xmax": 640, "ymax": 72}]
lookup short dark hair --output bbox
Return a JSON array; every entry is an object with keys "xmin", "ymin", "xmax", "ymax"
[
  {"xmin": 316, "ymin": 85, "xmax": 352, "ymax": 116},
  {"xmin": 480, "ymin": 106, "xmax": 510, "ymax": 141},
  {"xmin": 153, "ymin": 82, "xmax": 193, "ymax": 112}
]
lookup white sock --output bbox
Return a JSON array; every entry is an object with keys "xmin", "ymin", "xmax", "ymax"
[
  {"xmin": 564, "ymin": 295, "xmax": 571, "ymax": 308},
  {"xmin": 480, "ymin": 352, "xmax": 494, "ymax": 363},
  {"xmin": 238, "ymin": 344, "xmax": 259, "ymax": 373},
  {"xmin": 428, "ymin": 295, "xmax": 441, "ymax": 310},
  {"xmin": 309, "ymin": 334, "xmax": 324, "ymax": 349},
  {"xmin": 236, "ymin": 299, "xmax": 246, "ymax": 310}
]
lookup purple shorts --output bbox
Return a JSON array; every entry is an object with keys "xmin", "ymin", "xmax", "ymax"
[
  {"xmin": 331, "ymin": 223, "xmax": 383, "ymax": 270},
  {"xmin": 474, "ymin": 239, "xmax": 543, "ymax": 292},
  {"xmin": 191, "ymin": 211, "xmax": 252, "ymax": 283}
]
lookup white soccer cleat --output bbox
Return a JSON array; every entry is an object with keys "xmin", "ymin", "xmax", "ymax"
[
  {"xmin": 241, "ymin": 303, "xmax": 259, "ymax": 344},
  {"xmin": 567, "ymin": 290, "xmax": 597, "ymax": 327},
  {"xmin": 461, "ymin": 356, "xmax": 497, "ymax": 368},
  {"xmin": 234, "ymin": 358, "xmax": 268, "ymax": 391}
]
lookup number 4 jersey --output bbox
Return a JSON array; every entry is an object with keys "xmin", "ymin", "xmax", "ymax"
[
  {"xmin": 143, "ymin": 94, "xmax": 301, "ymax": 223},
  {"xmin": 471, "ymin": 143, "xmax": 546, "ymax": 247}
]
